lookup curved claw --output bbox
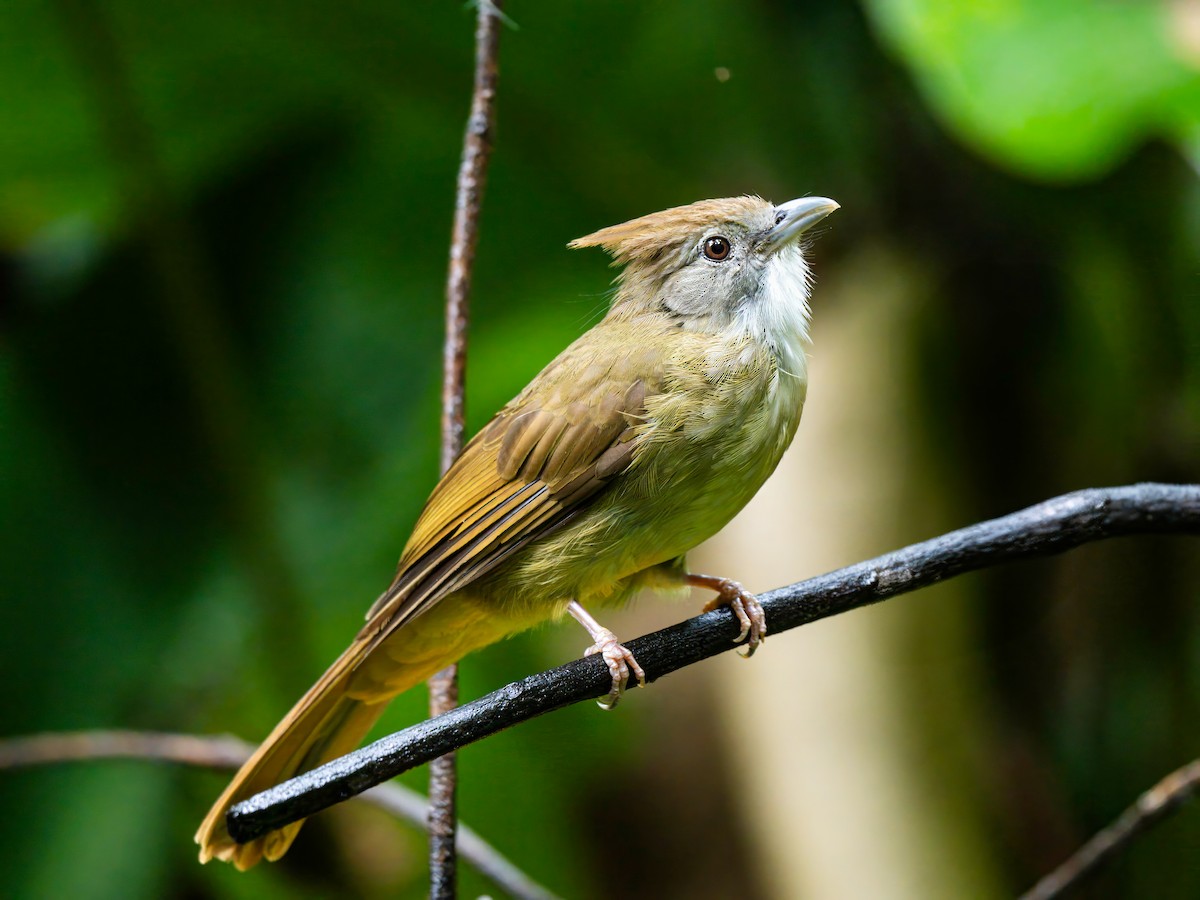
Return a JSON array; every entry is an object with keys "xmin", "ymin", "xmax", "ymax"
[
  {"xmin": 694, "ymin": 575, "xmax": 768, "ymax": 656},
  {"xmin": 568, "ymin": 601, "xmax": 648, "ymax": 709},
  {"xmin": 585, "ymin": 630, "xmax": 647, "ymax": 710}
]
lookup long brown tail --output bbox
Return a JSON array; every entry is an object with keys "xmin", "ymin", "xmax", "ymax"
[
  {"xmin": 194, "ymin": 638, "xmax": 387, "ymax": 870},
  {"xmin": 196, "ymin": 592, "xmax": 514, "ymax": 868}
]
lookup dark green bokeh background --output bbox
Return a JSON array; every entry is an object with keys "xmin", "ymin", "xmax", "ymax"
[{"xmin": 2, "ymin": 1, "xmax": 1198, "ymax": 897}]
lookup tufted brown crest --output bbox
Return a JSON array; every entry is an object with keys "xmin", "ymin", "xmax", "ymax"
[{"xmin": 568, "ymin": 196, "xmax": 769, "ymax": 264}]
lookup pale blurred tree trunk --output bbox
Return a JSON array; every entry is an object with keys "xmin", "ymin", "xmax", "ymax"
[{"xmin": 695, "ymin": 247, "xmax": 1006, "ymax": 899}]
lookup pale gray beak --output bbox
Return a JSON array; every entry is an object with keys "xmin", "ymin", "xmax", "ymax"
[{"xmin": 761, "ymin": 196, "xmax": 839, "ymax": 254}]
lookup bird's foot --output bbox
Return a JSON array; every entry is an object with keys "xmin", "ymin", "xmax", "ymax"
[
  {"xmin": 568, "ymin": 600, "xmax": 646, "ymax": 709},
  {"xmin": 584, "ymin": 629, "xmax": 647, "ymax": 710},
  {"xmin": 690, "ymin": 574, "xmax": 767, "ymax": 657}
]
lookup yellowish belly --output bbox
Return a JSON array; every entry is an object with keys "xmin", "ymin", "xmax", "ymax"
[{"xmin": 487, "ymin": 344, "xmax": 806, "ymax": 613}]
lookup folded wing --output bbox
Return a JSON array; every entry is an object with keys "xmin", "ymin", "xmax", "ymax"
[{"xmin": 359, "ymin": 357, "xmax": 653, "ymax": 653}]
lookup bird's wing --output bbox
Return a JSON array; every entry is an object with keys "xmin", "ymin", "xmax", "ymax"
[{"xmin": 358, "ymin": 339, "xmax": 655, "ymax": 652}]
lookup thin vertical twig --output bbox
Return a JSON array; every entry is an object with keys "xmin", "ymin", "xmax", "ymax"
[{"xmin": 429, "ymin": 2, "xmax": 504, "ymax": 896}]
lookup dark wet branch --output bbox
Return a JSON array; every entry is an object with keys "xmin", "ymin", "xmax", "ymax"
[{"xmin": 226, "ymin": 483, "xmax": 1200, "ymax": 847}]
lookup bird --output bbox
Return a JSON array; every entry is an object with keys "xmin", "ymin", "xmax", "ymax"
[{"xmin": 196, "ymin": 193, "xmax": 839, "ymax": 869}]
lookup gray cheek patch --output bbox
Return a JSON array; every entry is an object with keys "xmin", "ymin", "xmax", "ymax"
[{"xmin": 660, "ymin": 266, "xmax": 722, "ymax": 317}]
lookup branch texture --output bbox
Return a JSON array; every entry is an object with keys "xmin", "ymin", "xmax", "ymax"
[{"xmin": 227, "ymin": 482, "xmax": 1200, "ymax": 843}]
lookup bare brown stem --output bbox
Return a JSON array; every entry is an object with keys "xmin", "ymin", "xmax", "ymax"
[
  {"xmin": 1019, "ymin": 757, "xmax": 1200, "ymax": 900},
  {"xmin": 430, "ymin": 1, "xmax": 505, "ymax": 895},
  {"xmin": 426, "ymin": 666, "xmax": 459, "ymax": 898}
]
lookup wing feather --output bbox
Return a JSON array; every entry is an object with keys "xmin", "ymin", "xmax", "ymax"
[{"xmin": 358, "ymin": 357, "xmax": 652, "ymax": 649}]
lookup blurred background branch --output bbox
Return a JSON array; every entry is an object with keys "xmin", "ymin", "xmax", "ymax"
[
  {"xmin": 0, "ymin": 730, "xmax": 558, "ymax": 900},
  {"xmin": 1021, "ymin": 756, "xmax": 1200, "ymax": 900}
]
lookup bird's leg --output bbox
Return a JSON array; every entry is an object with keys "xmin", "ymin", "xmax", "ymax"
[
  {"xmin": 686, "ymin": 573, "xmax": 767, "ymax": 657},
  {"xmin": 567, "ymin": 600, "xmax": 646, "ymax": 710}
]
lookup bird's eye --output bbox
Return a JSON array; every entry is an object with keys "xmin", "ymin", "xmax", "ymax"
[{"xmin": 703, "ymin": 235, "xmax": 731, "ymax": 261}]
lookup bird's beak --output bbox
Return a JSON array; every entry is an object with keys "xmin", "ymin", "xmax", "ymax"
[{"xmin": 761, "ymin": 196, "xmax": 839, "ymax": 255}]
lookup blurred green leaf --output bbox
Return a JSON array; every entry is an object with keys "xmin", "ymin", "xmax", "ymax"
[{"xmin": 864, "ymin": 0, "xmax": 1200, "ymax": 180}]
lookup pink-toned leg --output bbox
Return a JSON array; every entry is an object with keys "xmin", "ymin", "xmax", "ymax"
[
  {"xmin": 686, "ymin": 573, "xmax": 767, "ymax": 657},
  {"xmin": 567, "ymin": 601, "xmax": 646, "ymax": 710}
]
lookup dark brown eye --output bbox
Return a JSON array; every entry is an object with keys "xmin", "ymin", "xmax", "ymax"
[{"xmin": 703, "ymin": 235, "xmax": 731, "ymax": 261}]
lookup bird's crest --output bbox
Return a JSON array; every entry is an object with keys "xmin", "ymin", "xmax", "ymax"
[{"xmin": 569, "ymin": 196, "xmax": 768, "ymax": 265}]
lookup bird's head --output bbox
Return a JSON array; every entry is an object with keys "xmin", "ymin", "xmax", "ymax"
[{"xmin": 570, "ymin": 195, "xmax": 838, "ymax": 349}]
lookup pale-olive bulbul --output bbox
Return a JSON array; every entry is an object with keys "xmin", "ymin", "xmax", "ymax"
[{"xmin": 197, "ymin": 194, "xmax": 839, "ymax": 868}]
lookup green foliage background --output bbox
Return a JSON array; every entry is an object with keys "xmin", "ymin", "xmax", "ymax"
[{"xmin": 1, "ymin": 1, "xmax": 1197, "ymax": 897}]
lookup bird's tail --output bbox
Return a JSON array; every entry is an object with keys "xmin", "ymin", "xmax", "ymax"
[
  {"xmin": 195, "ymin": 592, "xmax": 517, "ymax": 868},
  {"xmin": 194, "ymin": 641, "xmax": 387, "ymax": 870}
]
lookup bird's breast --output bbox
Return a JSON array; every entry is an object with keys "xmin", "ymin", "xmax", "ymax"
[
  {"xmin": 580, "ymin": 335, "xmax": 806, "ymax": 589},
  {"xmin": 481, "ymin": 331, "xmax": 807, "ymax": 613}
]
